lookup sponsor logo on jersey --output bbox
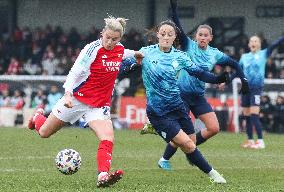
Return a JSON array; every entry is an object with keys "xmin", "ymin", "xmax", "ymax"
[
  {"xmin": 102, "ymin": 60, "xmax": 120, "ymax": 72},
  {"xmin": 102, "ymin": 54, "xmax": 107, "ymax": 58}
]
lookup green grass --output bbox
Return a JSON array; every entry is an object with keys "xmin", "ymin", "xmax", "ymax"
[{"xmin": 0, "ymin": 127, "xmax": 284, "ymax": 192}]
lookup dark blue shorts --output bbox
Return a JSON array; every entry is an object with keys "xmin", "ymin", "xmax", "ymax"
[
  {"xmin": 181, "ymin": 94, "xmax": 213, "ymax": 118},
  {"xmin": 147, "ymin": 108, "xmax": 195, "ymax": 143},
  {"xmin": 241, "ymin": 88, "xmax": 262, "ymax": 107}
]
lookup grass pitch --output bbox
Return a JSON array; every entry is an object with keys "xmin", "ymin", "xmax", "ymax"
[{"xmin": 0, "ymin": 127, "xmax": 283, "ymax": 192}]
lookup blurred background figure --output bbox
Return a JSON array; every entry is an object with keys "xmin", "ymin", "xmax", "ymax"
[
  {"xmin": 31, "ymin": 88, "xmax": 46, "ymax": 109},
  {"xmin": 44, "ymin": 85, "xmax": 62, "ymax": 115}
]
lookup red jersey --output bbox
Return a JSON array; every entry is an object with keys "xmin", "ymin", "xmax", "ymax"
[{"xmin": 63, "ymin": 39, "xmax": 135, "ymax": 107}]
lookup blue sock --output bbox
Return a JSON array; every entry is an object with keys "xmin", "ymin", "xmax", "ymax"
[
  {"xmin": 251, "ymin": 114, "xmax": 263, "ymax": 139},
  {"xmin": 163, "ymin": 143, "xmax": 177, "ymax": 160},
  {"xmin": 245, "ymin": 116, "xmax": 253, "ymax": 139},
  {"xmin": 196, "ymin": 131, "xmax": 207, "ymax": 145},
  {"xmin": 186, "ymin": 148, "xmax": 212, "ymax": 174}
]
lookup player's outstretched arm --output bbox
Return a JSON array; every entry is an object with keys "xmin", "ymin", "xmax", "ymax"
[
  {"xmin": 184, "ymin": 63, "xmax": 229, "ymax": 84},
  {"xmin": 170, "ymin": 0, "xmax": 189, "ymax": 51},
  {"xmin": 267, "ymin": 35, "xmax": 284, "ymax": 57},
  {"xmin": 218, "ymin": 56, "xmax": 249, "ymax": 94},
  {"xmin": 218, "ymin": 56, "xmax": 246, "ymax": 81}
]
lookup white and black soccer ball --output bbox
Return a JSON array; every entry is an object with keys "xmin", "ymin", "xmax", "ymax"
[{"xmin": 55, "ymin": 149, "xmax": 81, "ymax": 175}]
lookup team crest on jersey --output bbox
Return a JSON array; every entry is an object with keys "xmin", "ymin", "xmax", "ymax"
[
  {"xmin": 117, "ymin": 54, "xmax": 122, "ymax": 58},
  {"xmin": 171, "ymin": 60, "xmax": 179, "ymax": 69},
  {"xmin": 209, "ymin": 57, "xmax": 217, "ymax": 64}
]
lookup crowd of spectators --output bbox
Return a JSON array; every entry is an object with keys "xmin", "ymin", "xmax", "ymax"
[
  {"xmin": 0, "ymin": 25, "xmax": 146, "ymax": 76},
  {"xmin": 0, "ymin": 89, "xmax": 25, "ymax": 109},
  {"xmin": 259, "ymin": 95, "xmax": 284, "ymax": 133},
  {"xmin": 1, "ymin": 25, "xmax": 284, "ymax": 78}
]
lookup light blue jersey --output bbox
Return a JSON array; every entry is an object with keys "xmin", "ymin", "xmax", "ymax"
[
  {"xmin": 179, "ymin": 38, "xmax": 226, "ymax": 96},
  {"xmin": 140, "ymin": 44, "xmax": 216, "ymax": 116},
  {"xmin": 239, "ymin": 49, "xmax": 267, "ymax": 89}
]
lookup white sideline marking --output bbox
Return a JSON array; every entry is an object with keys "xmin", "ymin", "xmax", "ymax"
[
  {"xmin": 0, "ymin": 168, "xmax": 52, "ymax": 172},
  {"xmin": 0, "ymin": 156, "xmax": 52, "ymax": 160}
]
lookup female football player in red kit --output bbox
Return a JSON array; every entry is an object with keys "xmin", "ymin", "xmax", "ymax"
[{"xmin": 28, "ymin": 16, "xmax": 143, "ymax": 188}]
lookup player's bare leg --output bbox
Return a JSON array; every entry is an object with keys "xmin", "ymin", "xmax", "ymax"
[
  {"xmin": 28, "ymin": 109, "xmax": 65, "ymax": 138},
  {"xmin": 38, "ymin": 113, "xmax": 65, "ymax": 138},
  {"xmin": 196, "ymin": 112, "xmax": 220, "ymax": 145}
]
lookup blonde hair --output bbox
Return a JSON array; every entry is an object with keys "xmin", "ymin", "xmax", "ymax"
[{"xmin": 103, "ymin": 15, "xmax": 128, "ymax": 36}]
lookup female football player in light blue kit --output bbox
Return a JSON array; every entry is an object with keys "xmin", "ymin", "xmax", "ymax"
[
  {"xmin": 150, "ymin": 0, "xmax": 249, "ymax": 170},
  {"xmin": 240, "ymin": 34, "xmax": 284, "ymax": 149},
  {"xmin": 140, "ymin": 19, "xmax": 227, "ymax": 183}
]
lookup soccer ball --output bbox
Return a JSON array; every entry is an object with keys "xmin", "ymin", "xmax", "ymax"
[{"xmin": 55, "ymin": 149, "xmax": 81, "ymax": 175}]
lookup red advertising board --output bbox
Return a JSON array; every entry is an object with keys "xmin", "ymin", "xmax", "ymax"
[
  {"xmin": 119, "ymin": 96, "xmax": 147, "ymax": 129},
  {"xmin": 119, "ymin": 96, "xmax": 237, "ymax": 130}
]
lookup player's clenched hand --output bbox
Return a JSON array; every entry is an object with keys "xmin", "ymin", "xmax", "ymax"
[
  {"xmin": 170, "ymin": 0, "xmax": 178, "ymax": 9},
  {"xmin": 134, "ymin": 51, "xmax": 144, "ymax": 65},
  {"xmin": 64, "ymin": 92, "xmax": 74, "ymax": 108}
]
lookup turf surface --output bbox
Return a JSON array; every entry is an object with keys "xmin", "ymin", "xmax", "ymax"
[{"xmin": 0, "ymin": 127, "xmax": 283, "ymax": 191}]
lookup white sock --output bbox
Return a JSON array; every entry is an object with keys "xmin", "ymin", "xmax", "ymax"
[
  {"xmin": 248, "ymin": 139, "xmax": 254, "ymax": 143},
  {"xmin": 160, "ymin": 157, "xmax": 168, "ymax": 161},
  {"xmin": 98, "ymin": 172, "xmax": 108, "ymax": 180},
  {"xmin": 208, "ymin": 168, "xmax": 215, "ymax": 176}
]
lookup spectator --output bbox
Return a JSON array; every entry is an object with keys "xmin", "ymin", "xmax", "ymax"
[
  {"xmin": 259, "ymin": 95, "xmax": 274, "ymax": 132},
  {"xmin": 0, "ymin": 89, "xmax": 11, "ymax": 107},
  {"xmin": 44, "ymin": 85, "xmax": 62, "ymax": 114},
  {"xmin": 273, "ymin": 96, "xmax": 284, "ymax": 133},
  {"xmin": 41, "ymin": 49, "xmax": 59, "ymax": 75},
  {"xmin": 10, "ymin": 89, "xmax": 25, "ymax": 110},
  {"xmin": 23, "ymin": 57, "xmax": 42, "ymax": 75},
  {"xmin": 279, "ymin": 68, "xmax": 284, "ymax": 79},
  {"xmin": 31, "ymin": 88, "xmax": 46, "ymax": 109},
  {"xmin": 6, "ymin": 56, "xmax": 22, "ymax": 75},
  {"xmin": 56, "ymin": 55, "xmax": 73, "ymax": 75}
]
